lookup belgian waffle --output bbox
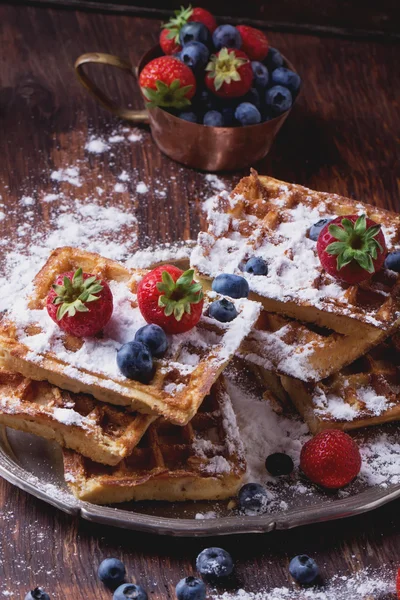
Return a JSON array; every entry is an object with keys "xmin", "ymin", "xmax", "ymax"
[
  {"xmin": 0, "ymin": 367, "xmax": 155, "ymax": 465},
  {"xmin": 0, "ymin": 247, "xmax": 261, "ymax": 425},
  {"xmin": 62, "ymin": 377, "xmax": 246, "ymax": 504},
  {"xmin": 238, "ymin": 311, "xmax": 388, "ymax": 383},
  {"xmin": 280, "ymin": 333, "xmax": 400, "ymax": 433},
  {"xmin": 191, "ymin": 171, "xmax": 400, "ymax": 342}
]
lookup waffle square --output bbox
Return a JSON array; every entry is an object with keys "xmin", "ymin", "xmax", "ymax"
[
  {"xmin": 192, "ymin": 172, "xmax": 400, "ymax": 341},
  {"xmin": 280, "ymin": 332, "xmax": 400, "ymax": 433},
  {"xmin": 62, "ymin": 377, "xmax": 246, "ymax": 504},
  {"xmin": 0, "ymin": 367, "xmax": 155, "ymax": 465},
  {"xmin": 238, "ymin": 311, "xmax": 389, "ymax": 383},
  {"xmin": 0, "ymin": 247, "xmax": 261, "ymax": 425}
]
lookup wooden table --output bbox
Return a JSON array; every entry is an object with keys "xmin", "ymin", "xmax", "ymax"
[{"xmin": 0, "ymin": 3, "xmax": 400, "ymax": 598}]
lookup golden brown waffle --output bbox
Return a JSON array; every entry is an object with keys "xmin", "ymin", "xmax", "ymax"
[
  {"xmin": 0, "ymin": 366, "xmax": 155, "ymax": 465},
  {"xmin": 238, "ymin": 311, "xmax": 388, "ymax": 383},
  {"xmin": 280, "ymin": 333, "xmax": 400, "ymax": 433},
  {"xmin": 62, "ymin": 377, "xmax": 246, "ymax": 504},
  {"xmin": 0, "ymin": 247, "xmax": 261, "ymax": 425},
  {"xmin": 191, "ymin": 172, "xmax": 400, "ymax": 342}
]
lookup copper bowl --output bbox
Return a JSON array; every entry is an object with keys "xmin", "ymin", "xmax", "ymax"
[{"xmin": 75, "ymin": 45, "xmax": 299, "ymax": 172}]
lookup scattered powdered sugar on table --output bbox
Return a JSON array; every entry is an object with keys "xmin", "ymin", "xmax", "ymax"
[
  {"xmin": 85, "ymin": 136, "xmax": 110, "ymax": 154},
  {"xmin": 211, "ymin": 566, "xmax": 395, "ymax": 600},
  {"xmin": 136, "ymin": 182, "xmax": 149, "ymax": 194},
  {"xmin": 50, "ymin": 166, "xmax": 82, "ymax": 187}
]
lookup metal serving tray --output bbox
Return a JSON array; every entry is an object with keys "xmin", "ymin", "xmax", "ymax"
[{"xmin": 1, "ymin": 422, "xmax": 400, "ymax": 537}]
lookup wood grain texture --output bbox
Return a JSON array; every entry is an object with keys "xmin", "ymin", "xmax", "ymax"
[{"xmin": 0, "ymin": 3, "xmax": 400, "ymax": 598}]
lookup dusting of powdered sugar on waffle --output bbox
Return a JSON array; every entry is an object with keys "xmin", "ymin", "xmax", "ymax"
[
  {"xmin": 191, "ymin": 185, "xmax": 400, "ymax": 328},
  {"xmin": 312, "ymin": 385, "xmax": 395, "ymax": 422}
]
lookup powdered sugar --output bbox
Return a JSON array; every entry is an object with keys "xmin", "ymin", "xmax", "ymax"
[
  {"xmin": 85, "ymin": 137, "xmax": 110, "ymax": 154},
  {"xmin": 211, "ymin": 566, "xmax": 395, "ymax": 600},
  {"xmin": 136, "ymin": 182, "xmax": 149, "ymax": 194},
  {"xmin": 50, "ymin": 166, "xmax": 82, "ymax": 187}
]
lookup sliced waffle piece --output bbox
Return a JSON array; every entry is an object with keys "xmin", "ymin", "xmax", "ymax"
[
  {"xmin": 62, "ymin": 377, "xmax": 246, "ymax": 504},
  {"xmin": 0, "ymin": 247, "xmax": 261, "ymax": 425},
  {"xmin": 192, "ymin": 171, "xmax": 400, "ymax": 342},
  {"xmin": 0, "ymin": 366, "xmax": 155, "ymax": 465},
  {"xmin": 238, "ymin": 311, "xmax": 385, "ymax": 383},
  {"xmin": 280, "ymin": 333, "xmax": 400, "ymax": 433}
]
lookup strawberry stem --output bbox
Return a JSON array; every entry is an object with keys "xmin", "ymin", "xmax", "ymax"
[
  {"xmin": 52, "ymin": 268, "xmax": 103, "ymax": 320},
  {"xmin": 156, "ymin": 269, "xmax": 203, "ymax": 321},
  {"xmin": 326, "ymin": 214, "xmax": 383, "ymax": 273}
]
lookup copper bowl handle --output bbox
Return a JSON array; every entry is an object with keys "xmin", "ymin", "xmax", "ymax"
[{"xmin": 74, "ymin": 52, "xmax": 149, "ymax": 123}]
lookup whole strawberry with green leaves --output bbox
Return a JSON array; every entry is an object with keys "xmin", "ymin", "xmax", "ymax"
[
  {"xmin": 317, "ymin": 214, "xmax": 387, "ymax": 284},
  {"xmin": 205, "ymin": 48, "xmax": 253, "ymax": 98},
  {"xmin": 160, "ymin": 5, "xmax": 217, "ymax": 54},
  {"xmin": 139, "ymin": 56, "xmax": 196, "ymax": 109},
  {"xmin": 137, "ymin": 265, "xmax": 204, "ymax": 334},
  {"xmin": 46, "ymin": 268, "xmax": 113, "ymax": 337}
]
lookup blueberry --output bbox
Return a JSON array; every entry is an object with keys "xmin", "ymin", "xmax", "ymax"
[
  {"xmin": 203, "ymin": 110, "xmax": 224, "ymax": 127},
  {"xmin": 209, "ymin": 298, "xmax": 238, "ymax": 322},
  {"xmin": 178, "ymin": 111, "xmax": 198, "ymax": 123},
  {"xmin": 242, "ymin": 87, "xmax": 261, "ymax": 110},
  {"xmin": 251, "ymin": 61, "xmax": 269, "ymax": 88},
  {"xmin": 25, "ymin": 589, "xmax": 50, "ymax": 600},
  {"xmin": 235, "ymin": 102, "xmax": 261, "ymax": 126},
  {"xmin": 271, "ymin": 67, "xmax": 301, "ymax": 94},
  {"xmin": 221, "ymin": 106, "xmax": 236, "ymax": 126},
  {"xmin": 179, "ymin": 42, "xmax": 209, "ymax": 73},
  {"xmin": 97, "ymin": 558, "xmax": 126, "ymax": 588},
  {"xmin": 180, "ymin": 22, "xmax": 211, "ymax": 48},
  {"xmin": 244, "ymin": 257, "xmax": 268, "ymax": 275},
  {"xmin": 113, "ymin": 584, "xmax": 148, "ymax": 600},
  {"xmin": 193, "ymin": 89, "xmax": 218, "ymax": 112},
  {"xmin": 265, "ymin": 453, "xmax": 294, "ymax": 476},
  {"xmin": 175, "ymin": 577, "xmax": 206, "ymax": 600},
  {"xmin": 134, "ymin": 324, "xmax": 168, "ymax": 358},
  {"xmin": 196, "ymin": 547, "xmax": 234, "ymax": 578},
  {"xmin": 264, "ymin": 47, "xmax": 284, "ymax": 71},
  {"xmin": 385, "ymin": 251, "xmax": 400, "ymax": 272},
  {"xmin": 289, "ymin": 555, "xmax": 319, "ymax": 585},
  {"xmin": 212, "ymin": 273, "xmax": 249, "ymax": 298},
  {"xmin": 212, "ymin": 24, "xmax": 242, "ymax": 51},
  {"xmin": 238, "ymin": 483, "xmax": 269, "ymax": 515},
  {"xmin": 265, "ymin": 85, "xmax": 292, "ymax": 115},
  {"xmin": 116, "ymin": 341, "xmax": 153, "ymax": 383},
  {"xmin": 309, "ymin": 218, "xmax": 332, "ymax": 241}
]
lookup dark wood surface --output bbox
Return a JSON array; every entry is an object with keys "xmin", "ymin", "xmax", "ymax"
[{"xmin": 0, "ymin": 3, "xmax": 400, "ymax": 598}]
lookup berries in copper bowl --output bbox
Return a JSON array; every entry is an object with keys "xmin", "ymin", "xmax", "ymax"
[{"xmin": 140, "ymin": 5, "xmax": 301, "ymax": 128}]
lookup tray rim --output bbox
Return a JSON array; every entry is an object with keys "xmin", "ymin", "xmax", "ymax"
[{"xmin": 1, "ymin": 426, "xmax": 400, "ymax": 537}]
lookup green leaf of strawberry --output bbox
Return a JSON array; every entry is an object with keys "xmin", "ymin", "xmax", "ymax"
[
  {"xmin": 52, "ymin": 267, "xmax": 104, "ymax": 320},
  {"xmin": 142, "ymin": 79, "xmax": 193, "ymax": 109}
]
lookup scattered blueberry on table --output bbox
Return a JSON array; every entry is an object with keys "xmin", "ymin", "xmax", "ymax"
[
  {"xmin": 289, "ymin": 555, "xmax": 320, "ymax": 585},
  {"xmin": 175, "ymin": 576, "xmax": 206, "ymax": 600},
  {"xmin": 98, "ymin": 558, "xmax": 126, "ymax": 588},
  {"xmin": 196, "ymin": 547, "xmax": 234, "ymax": 578},
  {"xmin": 25, "ymin": 588, "xmax": 50, "ymax": 600},
  {"xmin": 113, "ymin": 583, "xmax": 148, "ymax": 600}
]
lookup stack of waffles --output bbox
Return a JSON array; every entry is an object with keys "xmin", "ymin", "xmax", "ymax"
[
  {"xmin": 0, "ymin": 247, "xmax": 262, "ymax": 503},
  {"xmin": 191, "ymin": 171, "xmax": 400, "ymax": 435}
]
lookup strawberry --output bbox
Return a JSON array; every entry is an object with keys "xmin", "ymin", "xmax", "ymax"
[
  {"xmin": 161, "ymin": 5, "xmax": 217, "ymax": 51},
  {"xmin": 300, "ymin": 430, "xmax": 362, "ymax": 489},
  {"xmin": 137, "ymin": 266, "xmax": 204, "ymax": 334},
  {"xmin": 317, "ymin": 214, "xmax": 387, "ymax": 284},
  {"xmin": 159, "ymin": 29, "xmax": 182, "ymax": 56},
  {"xmin": 139, "ymin": 56, "xmax": 196, "ymax": 109},
  {"xmin": 236, "ymin": 25, "xmax": 269, "ymax": 61},
  {"xmin": 205, "ymin": 48, "xmax": 253, "ymax": 98},
  {"xmin": 47, "ymin": 268, "xmax": 113, "ymax": 337}
]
